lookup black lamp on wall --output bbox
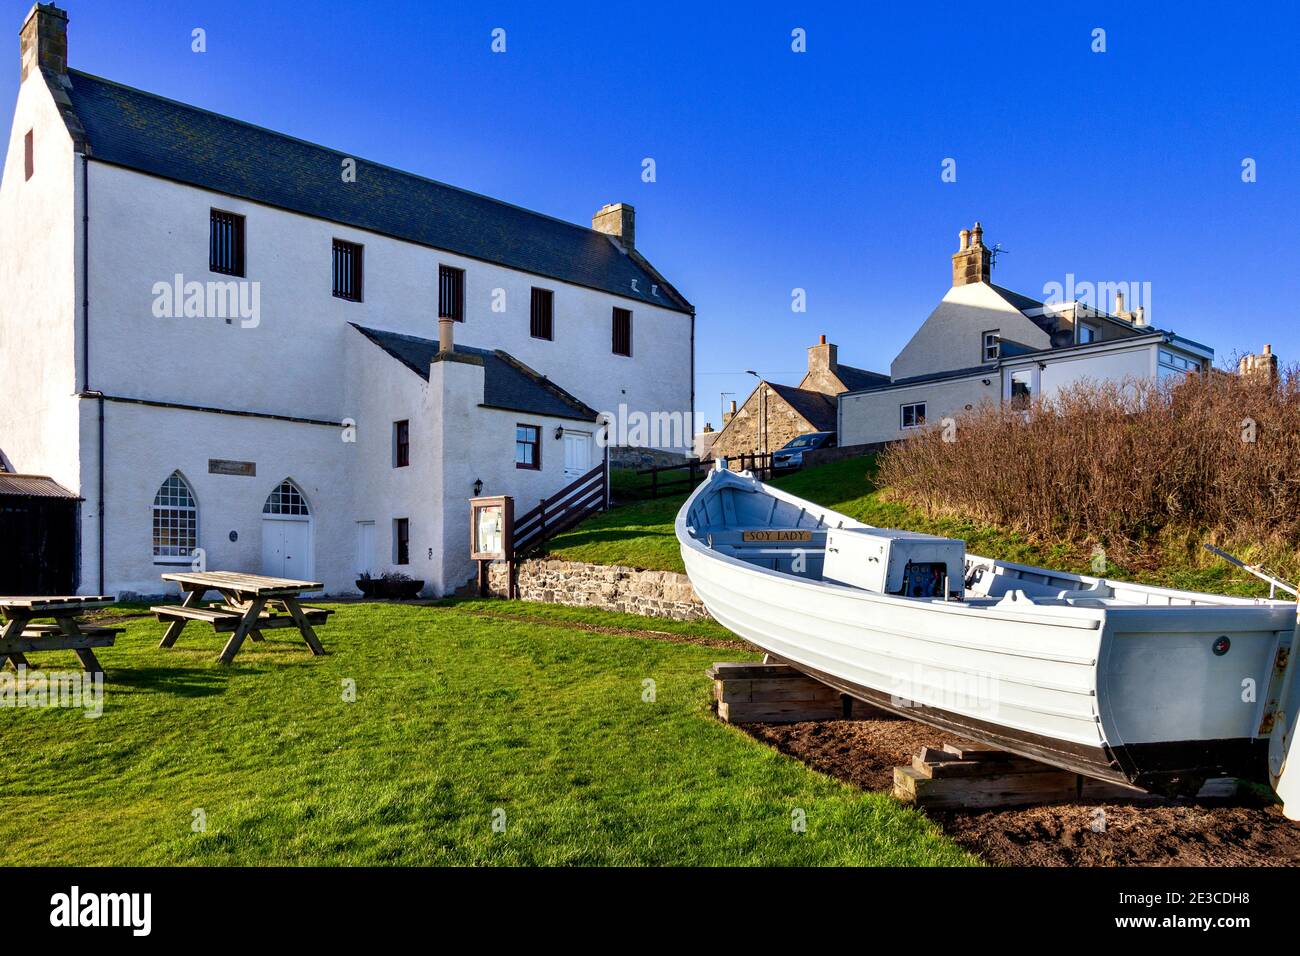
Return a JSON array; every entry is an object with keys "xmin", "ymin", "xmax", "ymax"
[
  {"xmin": 554, "ymin": 426, "xmax": 564, "ymax": 440},
  {"xmin": 473, "ymin": 478, "xmax": 483, "ymax": 496}
]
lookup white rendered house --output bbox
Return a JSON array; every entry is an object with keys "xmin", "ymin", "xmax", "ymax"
[
  {"xmin": 0, "ymin": 5, "xmax": 695, "ymax": 596},
  {"xmin": 838, "ymin": 223, "xmax": 1213, "ymax": 445}
]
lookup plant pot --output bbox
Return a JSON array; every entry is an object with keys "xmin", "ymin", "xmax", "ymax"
[
  {"xmin": 392, "ymin": 580, "xmax": 424, "ymax": 599},
  {"xmin": 356, "ymin": 579, "xmax": 379, "ymax": 597}
]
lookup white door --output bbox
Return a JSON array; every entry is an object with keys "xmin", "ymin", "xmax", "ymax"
[
  {"xmin": 563, "ymin": 432, "xmax": 592, "ymax": 478},
  {"xmin": 262, "ymin": 518, "xmax": 311, "ymax": 580},
  {"xmin": 355, "ymin": 521, "xmax": 375, "ymax": 575}
]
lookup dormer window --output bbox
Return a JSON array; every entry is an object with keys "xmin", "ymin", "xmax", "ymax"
[
  {"xmin": 1078, "ymin": 324, "xmax": 1096, "ymax": 344},
  {"xmin": 982, "ymin": 330, "xmax": 1000, "ymax": 363}
]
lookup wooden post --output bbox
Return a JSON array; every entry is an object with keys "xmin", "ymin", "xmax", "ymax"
[{"xmin": 603, "ymin": 445, "xmax": 610, "ymax": 511}]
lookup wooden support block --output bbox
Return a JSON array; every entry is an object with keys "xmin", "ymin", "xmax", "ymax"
[
  {"xmin": 715, "ymin": 677, "xmax": 843, "ymax": 704},
  {"xmin": 897, "ymin": 740, "xmax": 1245, "ymax": 810},
  {"xmin": 719, "ymin": 700, "xmax": 846, "ymax": 724},
  {"xmin": 709, "ymin": 662, "xmax": 893, "ymax": 724},
  {"xmin": 706, "ymin": 662, "xmax": 807, "ymax": 681},
  {"xmin": 895, "ymin": 764, "xmax": 1081, "ymax": 810}
]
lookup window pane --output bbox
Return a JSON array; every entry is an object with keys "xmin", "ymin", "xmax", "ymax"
[{"xmin": 152, "ymin": 471, "xmax": 197, "ymax": 557}]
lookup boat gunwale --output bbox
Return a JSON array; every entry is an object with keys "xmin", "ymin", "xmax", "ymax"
[{"xmin": 677, "ymin": 469, "xmax": 1294, "ymax": 618}]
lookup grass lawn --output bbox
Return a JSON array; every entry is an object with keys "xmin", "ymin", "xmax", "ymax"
[
  {"xmin": 546, "ymin": 457, "xmax": 1282, "ymax": 597},
  {"xmin": 0, "ymin": 600, "xmax": 973, "ymax": 866}
]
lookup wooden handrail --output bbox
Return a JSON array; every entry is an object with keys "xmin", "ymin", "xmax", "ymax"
[{"xmin": 512, "ymin": 462, "xmax": 608, "ymax": 558}]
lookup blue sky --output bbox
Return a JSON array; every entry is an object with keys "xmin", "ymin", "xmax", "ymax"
[{"xmin": 6, "ymin": 0, "xmax": 1298, "ymax": 425}]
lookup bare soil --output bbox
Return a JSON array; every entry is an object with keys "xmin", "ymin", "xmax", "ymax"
[{"xmin": 744, "ymin": 715, "xmax": 1300, "ymax": 866}]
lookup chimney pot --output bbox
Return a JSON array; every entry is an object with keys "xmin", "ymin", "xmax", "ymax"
[
  {"xmin": 438, "ymin": 314, "xmax": 455, "ymax": 354},
  {"xmin": 1115, "ymin": 290, "xmax": 1125, "ymax": 314},
  {"xmin": 20, "ymin": 3, "xmax": 68, "ymax": 82},
  {"xmin": 819, "ymin": 334, "xmax": 826, "ymax": 345},
  {"xmin": 951, "ymin": 221, "xmax": 991, "ymax": 286},
  {"xmin": 592, "ymin": 202, "xmax": 635, "ymax": 250}
]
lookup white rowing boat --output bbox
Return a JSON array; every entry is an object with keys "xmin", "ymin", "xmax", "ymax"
[{"xmin": 677, "ymin": 462, "xmax": 1300, "ymax": 815}]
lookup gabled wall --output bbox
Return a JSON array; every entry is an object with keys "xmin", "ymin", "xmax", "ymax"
[
  {"xmin": 890, "ymin": 282, "xmax": 1051, "ymax": 380},
  {"xmin": 0, "ymin": 71, "xmax": 79, "ymax": 488}
]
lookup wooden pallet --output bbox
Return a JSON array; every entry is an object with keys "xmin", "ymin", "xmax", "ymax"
[
  {"xmin": 707, "ymin": 661, "xmax": 889, "ymax": 724},
  {"xmin": 893, "ymin": 742, "xmax": 1239, "ymax": 811}
]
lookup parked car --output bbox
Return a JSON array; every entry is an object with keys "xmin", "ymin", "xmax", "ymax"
[{"xmin": 771, "ymin": 431, "xmax": 836, "ymax": 471}]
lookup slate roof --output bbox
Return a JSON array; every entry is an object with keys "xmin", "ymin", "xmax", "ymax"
[
  {"xmin": 833, "ymin": 364, "xmax": 891, "ymax": 391},
  {"xmin": 61, "ymin": 70, "xmax": 692, "ymax": 315},
  {"xmin": 350, "ymin": 325, "xmax": 599, "ymax": 423},
  {"xmin": 766, "ymin": 382, "xmax": 838, "ymax": 432}
]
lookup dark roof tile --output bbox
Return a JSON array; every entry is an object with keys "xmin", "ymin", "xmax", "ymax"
[
  {"xmin": 350, "ymin": 325, "xmax": 599, "ymax": 423},
  {"xmin": 65, "ymin": 70, "xmax": 691, "ymax": 315}
]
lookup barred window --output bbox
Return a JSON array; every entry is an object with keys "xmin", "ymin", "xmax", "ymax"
[
  {"xmin": 612, "ymin": 307, "xmax": 632, "ymax": 357},
  {"xmin": 333, "ymin": 239, "xmax": 363, "ymax": 301},
  {"xmin": 153, "ymin": 471, "xmax": 197, "ymax": 559},
  {"xmin": 439, "ymin": 265, "xmax": 465, "ymax": 322},
  {"xmin": 530, "ymin": 287, "xmax": 554, "ymax": 340},
  {"xmin": 263, "ymin": 480, "xmax": 311, "ymax": 516},
  {"xmin": 210, "ymin": 209, "xmax": 245, "ymax": 277}
]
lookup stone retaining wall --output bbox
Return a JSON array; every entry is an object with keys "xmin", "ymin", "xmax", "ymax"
[{"xmin": 487, "ymin": 559, "xmax": 709, "ymax": 621}]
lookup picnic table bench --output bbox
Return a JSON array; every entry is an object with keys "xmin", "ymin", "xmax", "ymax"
[
  {"xmin": 151, "ymin": 571, "xmax": 332, "ymax": 665},
  {"xmin": 0, "ymin": 595, "xmax": 122, "ymax": 675}
]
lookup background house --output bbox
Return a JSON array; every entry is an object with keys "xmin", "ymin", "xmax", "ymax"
[
  {"xmin": 838, "ymin": 222, "xmax": 1214, "ymax": 445},
  {"xmin": 0, "ymin": 5, "xmax": 694, "ymax": 596},
  {"xmin": 707, "ymin": 335, "xmax": 886, "ymax": 459}
]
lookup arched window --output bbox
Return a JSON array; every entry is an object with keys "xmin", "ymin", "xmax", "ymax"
[
  {"xmin": 153, "ymin": 471, "xmax": 197, "ymax": 558},
  {"xmin": 263, "ymin": 480, "xmax": 310, "ymax": 516}
]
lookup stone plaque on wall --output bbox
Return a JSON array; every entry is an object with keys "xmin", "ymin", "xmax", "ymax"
[{"xmin": 208, "ymin": 459, "xmax": 256, "ymax": 477}]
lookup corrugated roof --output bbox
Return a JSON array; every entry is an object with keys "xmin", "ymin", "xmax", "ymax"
[
  {"xmin": 0, "ymin": 474, "xmax": 80, "ymax": 498},
  {"xmin": 350, "ymin": 324, "xmax": 599, "ymax": 423},
  {"xmin": 63, "ymin": 70, "xmax": 692, "ymax": 315}
]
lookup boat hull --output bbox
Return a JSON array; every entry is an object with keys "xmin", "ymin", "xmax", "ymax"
[{"xmin": 677, "ymin": 468, "xmax": 1290, "ymax": 795}]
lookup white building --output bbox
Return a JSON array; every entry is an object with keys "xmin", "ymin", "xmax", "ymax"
[
  {"xmin": 838, "ymin": 222, "xmax": 1212, "ymax": 445},
  {"xmin": 0, "ymin": 5, "xmax": 694, "ymax": 597}
]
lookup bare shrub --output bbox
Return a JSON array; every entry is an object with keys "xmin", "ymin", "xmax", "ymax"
[{"xmin": 876, "ymin": 368, "xmax": 1300, "ymax": 560}]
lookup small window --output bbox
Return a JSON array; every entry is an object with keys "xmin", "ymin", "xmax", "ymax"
[
  {"xmin": 210, "ymin": 209, "xmax": 246, "ymax": 277},
  {"xmin": 153, "ymin": 471, "xmax": 197, "ymax": 559},
  {"xmin": 612, "ymin": 307, "xmax": 632, "ymax": 357},
  {"xmin": 333, "ymin": 239, "xmax": 363, "ymax": 301},
  {"xmin": 1078, "ymin": 324, "xmax": 1096, "ymax": 344},
  {"xmin": 23, "ymin": 129, "xmax": 33, "ymax": 181},
  {"xmin": 900, "ymin": 402, "xmax": 926, "ymax": 429},
  {"xmin": 982, "ymin": 330, "xmax": 1000, "ymax": 362},
  {"xmin": 515, "ymin": 424, "xmax": 541, "ymax": 470},
  {"xmin": 394, "ymin": 518, "xmax": 410, "ymax": 565},
  {"xmin": 439, "ymin": 265, "xmax": 465, "ymax": 322},
  {"xmin": 530, "ymin": 287, "xmax": 554, "ymax": 340},
  {"xmin": 393, "ymin": 420, "xmax": 410, "ymax": 468}
]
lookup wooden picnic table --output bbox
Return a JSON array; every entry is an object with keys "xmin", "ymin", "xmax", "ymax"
[
  {"xmin": 152, "ymin": 571, "xmax": 331, "ymax": 665},
  {"xmin": 0, "ymin": 595, "xmax": 121, "ymax": 675}
]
